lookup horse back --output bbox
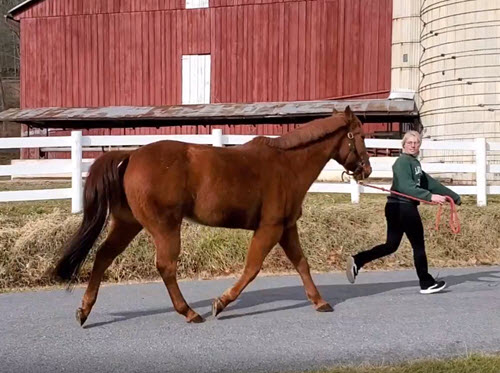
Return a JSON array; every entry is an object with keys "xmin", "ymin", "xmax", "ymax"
[
  {"xmin": 186, "ymin": 141, "xmax": 290, "ymax": 228},
  {"xmin": 123, "ymin": 140, "xmax": 292, "ymax": 230}
]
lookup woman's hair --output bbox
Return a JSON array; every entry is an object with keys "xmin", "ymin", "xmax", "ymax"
[{"xmin": 402, "ymin": 130, "xmax": 422, "ymax": 147}]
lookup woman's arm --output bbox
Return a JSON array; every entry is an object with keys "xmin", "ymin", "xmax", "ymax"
[{"xmin": 422, "ymin": 172, "xmax": 462, "ymax": 205}]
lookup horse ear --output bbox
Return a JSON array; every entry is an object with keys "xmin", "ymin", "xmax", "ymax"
[
  {"xmin": 344, "ymin": 105, "xmax": 354, "ymax": 120},
  {"xmin": 332, "ymin": 107, "xmax": 339, "ymax": 114}
]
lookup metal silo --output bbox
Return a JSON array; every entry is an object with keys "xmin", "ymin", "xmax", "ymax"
[
  {"xmin": 392, "ymin": 0, "xmax": 423, "ymax": 98},
  {"xmin": 418, "ymin": 0, "xmax": 500, "ymax": 181}
]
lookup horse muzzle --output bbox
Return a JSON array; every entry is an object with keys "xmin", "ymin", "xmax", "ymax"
[{"xmin": 353, "ymin": 164, "xmax": 372, "ymax": 181}]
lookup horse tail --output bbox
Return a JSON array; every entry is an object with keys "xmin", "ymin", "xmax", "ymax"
[{"xmin": 53, "ymin": 151, "xmax": 131, "ymax": 282}]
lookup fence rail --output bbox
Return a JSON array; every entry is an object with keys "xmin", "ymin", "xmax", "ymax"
[{"xmin": 0, "ymin": 130, "xmax": 498, "ymax": 212}]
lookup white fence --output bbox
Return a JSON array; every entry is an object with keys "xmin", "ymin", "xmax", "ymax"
[{"xmin": 0, "ymin": 130, "xmax": 499, "ymax": 212}]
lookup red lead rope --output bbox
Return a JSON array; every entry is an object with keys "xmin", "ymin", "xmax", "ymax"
[{"xmin": 358, "ymin": 182, "xmax": 461, "ymax": 234}]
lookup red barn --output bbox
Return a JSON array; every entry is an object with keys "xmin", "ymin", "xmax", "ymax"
[{"xmin": 6, "ymin": 0, "xmax": 396, "ymax": 157}]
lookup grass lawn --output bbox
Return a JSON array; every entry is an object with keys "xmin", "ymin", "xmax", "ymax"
[{"xmin": 303, "ymin": 354, "xmax": 500, "ymax": 373}]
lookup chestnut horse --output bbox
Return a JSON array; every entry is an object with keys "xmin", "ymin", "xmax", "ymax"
[{"xmin": 54, "ymin": 106, "xmax": 371, "ymax": 326}]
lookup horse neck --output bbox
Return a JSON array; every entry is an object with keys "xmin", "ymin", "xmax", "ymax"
[{"xmin": 286, "ymin": 130, "xmax": 345, "ymax": 190}]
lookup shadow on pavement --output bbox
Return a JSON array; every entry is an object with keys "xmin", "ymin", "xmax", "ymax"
[{"xmin": 84, "ymin": 269, "xmax": 499, "ymax": 328}]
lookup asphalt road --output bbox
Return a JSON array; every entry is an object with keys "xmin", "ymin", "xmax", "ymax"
[{"xmin": 1, "ymin": 266, "xmax": 499, "ymax": 373}]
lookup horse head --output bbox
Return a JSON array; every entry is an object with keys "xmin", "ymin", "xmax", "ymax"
[{"xmin": 333, "ymin": 106, "xmax": 372, "ymax": 181}]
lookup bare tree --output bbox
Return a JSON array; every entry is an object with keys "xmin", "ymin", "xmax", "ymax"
[
  {"xmin": 0, "ymin": 0, "xmax": 22, "ymax": 78},
  {"xmin": 0, "ymin": 1, "xmax": 22, "ymax": 140}
]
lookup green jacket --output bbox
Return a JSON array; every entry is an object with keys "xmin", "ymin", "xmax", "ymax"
[{"xmin": 389, "ymin": 153, "xmax": 461, "ymax": 205}]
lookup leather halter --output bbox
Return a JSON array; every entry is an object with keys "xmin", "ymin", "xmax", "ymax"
[{"xmin": 341, "ymin": 130, "xmax": 368, "ymax": 181}]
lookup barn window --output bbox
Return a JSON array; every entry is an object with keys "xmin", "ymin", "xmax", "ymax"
[
  {"xmin": 186, "ymin": 0, "xmax": 209, "ymax": 9},
  {"xmin": 182, "ymin": 55, "xmax": 211, "ymax": 105}
]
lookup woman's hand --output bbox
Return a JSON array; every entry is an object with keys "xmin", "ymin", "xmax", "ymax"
[{"xmin": 431, "ymin": 194, "xmax": 447, "ymax": 204}]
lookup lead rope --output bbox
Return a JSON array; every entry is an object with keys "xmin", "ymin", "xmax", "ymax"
[{"xmin": 357, "ymin": 182, "xmax": 461, "ymax": 234}]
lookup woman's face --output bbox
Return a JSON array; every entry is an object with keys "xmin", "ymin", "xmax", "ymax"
[{"xmin": 403, "ymin": 136, "xmax": 421, "ymax": 156}]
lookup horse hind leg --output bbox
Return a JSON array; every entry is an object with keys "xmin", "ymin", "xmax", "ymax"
[
  {"xmin": 151, "ymin": 224, "xmax": 204, "ymax": 323},
  {"xmin": 76, "ymin": 216, "xmax": 142, "ymax": 327},
  {"xmin": 212, "ymin": 225, "xmax": 283, "ymax": 317}
]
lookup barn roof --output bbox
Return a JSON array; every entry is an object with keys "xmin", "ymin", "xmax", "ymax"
[
  {"xmin": 6, "ymin": 0, "xmax": 41, "ymax": 18},
  {"xmin": 0, "ymin": 99, "xmax": 418, "ymax": 129}
]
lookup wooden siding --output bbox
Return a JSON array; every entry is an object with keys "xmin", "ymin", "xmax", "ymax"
[
  {"xmin": 18, "ymin": 0, "xmax": 392, "ymax": 145},
  {"xmin": 15, "ymin": 0, "xmax": 389, "ymax": 18},
  {"xmin": 20, "ymin": 0, "xmax": 391, "ymax": 106}
]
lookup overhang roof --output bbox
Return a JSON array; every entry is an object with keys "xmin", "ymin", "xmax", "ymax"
[
  {"xmin": 0, "ymin": 99, "xmax": 418, "ymax": 129},
  {"xmin": 6, "ymin": 0, "xmax": 42, "ymax": 19}
]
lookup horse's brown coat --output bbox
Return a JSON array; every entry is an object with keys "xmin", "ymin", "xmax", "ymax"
[{"xmin": 55, "ymin": 107, "xmax": 371, "ymax": 325}]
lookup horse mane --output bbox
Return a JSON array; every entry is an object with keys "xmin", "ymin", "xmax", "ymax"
[{"xmin": 252, "ymin": 113, "xmax": 348, "ymax": 150}]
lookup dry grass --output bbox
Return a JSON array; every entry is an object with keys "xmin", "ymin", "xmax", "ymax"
[
  {"xmin": 303, "ymin": 354, "xmax": 500, "ymax": 373},
  {"xmin": 0, "ymin": 179, "xmax": 70, "ymax": 190},
  {"xmin": 1, "ymin": 193, "xmax": 499, "ymax": 292},
  {"xmin": 0, "ymin": 150, "xmax": 19, "ymax": 166}
]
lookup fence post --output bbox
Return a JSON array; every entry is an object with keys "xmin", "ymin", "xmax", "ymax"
[
  {"xmin": 350, "ymin": 178, "xmax": 360, "ymax": 204},
  {"xmin": 475, "ymin": 137, "xmax": 487, "ymax": 206},
  {"xmin": 71, "ymin": 130, "xmax": 83, "ymax": 213},
  {"xmin": 212, "ymin": 128, "xmax": 223, "ymax": 147}
]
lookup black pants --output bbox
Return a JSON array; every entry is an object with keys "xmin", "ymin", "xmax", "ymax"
[{"xmin": 354, "ymin": 202, "xmax": 435, "ymax": 288}]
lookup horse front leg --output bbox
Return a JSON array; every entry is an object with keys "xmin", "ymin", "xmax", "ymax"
[
  {"xmin": 212, "ymin": 224, "xmax": 283, "ymax": 317},
  {"xmin": 153, "ymin": 224, "xmax": 204, "ymax": 323},
  {"xmin": 279, "ymin": 224, "xmax": 332, "ymax": 312}
]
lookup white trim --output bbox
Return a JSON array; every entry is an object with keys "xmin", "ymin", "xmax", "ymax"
[
  {"xmin": 186, "ymin": 0, "xmax": 209, "ymax": 9},
  {"xmin": 7, "ymin": 0, "xmax": 36, "ymax": 16}
]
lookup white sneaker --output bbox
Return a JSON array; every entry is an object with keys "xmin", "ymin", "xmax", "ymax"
[
  {"xmin": 346, "ymin": 256, "xmax": 358, "ymax": 284},
  {"xmin": 420, "ymin": 280, "xmax": 446, "ymax": 294}
]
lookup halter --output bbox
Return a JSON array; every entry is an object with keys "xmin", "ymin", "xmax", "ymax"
[{"xmin": 341, "ymin": 129, "xmax": 368, "ymax": 180}]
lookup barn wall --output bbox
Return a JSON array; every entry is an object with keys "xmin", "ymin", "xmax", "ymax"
[
  {"xmin": 20, "ymin": 0, "xmax": 392, "ymax": 108},
  {"xmin": 17, "ymin": 0, "xmax": 392, "ymax": 155},
  {"xmin": 15, "ymin": 0, "xmax": 388, "ymax": 18}
]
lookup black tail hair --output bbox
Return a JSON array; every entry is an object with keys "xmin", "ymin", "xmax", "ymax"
[{"xmin": 53, "ymin": 151, "xmax": 130, "ymax": 282}]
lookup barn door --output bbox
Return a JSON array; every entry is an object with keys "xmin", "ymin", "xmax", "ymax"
[{"xmin": 182, "ymin": 55, "xmax": 211, "ymax": 104}]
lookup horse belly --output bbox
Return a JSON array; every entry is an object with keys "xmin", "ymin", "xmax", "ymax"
[
  {"xmin": 186, "ymin": 149, "xmax": 264, "ymax": 229},
  {"xmin": 190, "ymin": 198, "xmax": 260, "ymax": 230}
]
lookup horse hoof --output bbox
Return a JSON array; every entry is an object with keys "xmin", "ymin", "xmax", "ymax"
[
  {"xmin": 316, "ymin": 303, "xmax": 334, "ymax": 312},
  {"xmin": 75, "ymin": 308, "xmax": 88, "ymax": 326},
  {"xmin": 187, "ymin": 313, "xmax": 204, "ymax": 324},
  {"xmin": 212, "ymin": 298, "xmax": 225, "ymax": 317}
]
